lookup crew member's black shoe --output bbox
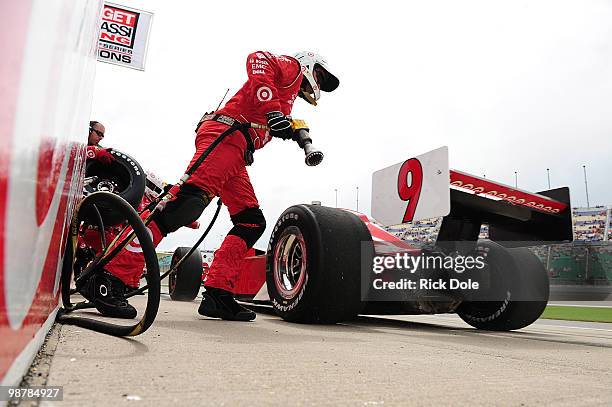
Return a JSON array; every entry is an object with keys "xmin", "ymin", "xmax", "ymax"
[
  {"xmin": 198, "ymin": 286, "xmax": 256, "ymax": 321},
  {"xmin": 77, "ymin": 270, "xmax": 137, "ymax": 319}
]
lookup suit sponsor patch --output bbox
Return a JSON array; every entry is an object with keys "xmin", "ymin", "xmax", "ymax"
[{"xmin": 256, "ymin": 86, "xmax": 273, "ymax": 102}]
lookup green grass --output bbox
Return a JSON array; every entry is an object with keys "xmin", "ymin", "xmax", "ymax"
[{"xmin": 540, "ymin": 306, "xmax": 612, "ymax": 323}]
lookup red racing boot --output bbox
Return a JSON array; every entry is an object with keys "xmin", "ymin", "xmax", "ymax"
[{"xmin": 198, "ymin": 286, "xmax": 256, "ymax": 321}]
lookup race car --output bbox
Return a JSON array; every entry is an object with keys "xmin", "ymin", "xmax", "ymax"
[{"xmin": 169, "ymin": 146, "xmax": 573, "ymax": 331}]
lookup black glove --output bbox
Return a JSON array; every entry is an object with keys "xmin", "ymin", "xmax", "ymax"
[{"xmin": 266, "ymin": 111, "xmax": 293, "ymax": 140}]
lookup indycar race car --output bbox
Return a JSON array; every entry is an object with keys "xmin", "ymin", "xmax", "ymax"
[{"xmin": 169, "ymin": 146, "xmax": 573, "ymax": 331}]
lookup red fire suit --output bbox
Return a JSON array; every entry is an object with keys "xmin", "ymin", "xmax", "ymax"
[{"xmin": 105, "ymin": 51, "xmax": 303, "ymax": 291}]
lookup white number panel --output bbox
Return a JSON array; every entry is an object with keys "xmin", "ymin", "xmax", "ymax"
[{"xmin": 371, "ymin": 146, "xmax": 450, "ymax": 226}]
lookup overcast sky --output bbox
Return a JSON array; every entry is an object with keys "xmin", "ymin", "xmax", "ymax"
[{"xmin": 90, "ymin": 0, "xmax": 612, "ymax": 252}]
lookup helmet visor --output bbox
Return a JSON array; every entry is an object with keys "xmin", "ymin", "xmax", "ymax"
[{"xmin": 314, "ymin": 64, "xmax": 339, "ymax": 92}]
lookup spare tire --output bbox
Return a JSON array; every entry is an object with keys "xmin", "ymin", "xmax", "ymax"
[
  {"xmin": 266, "ymin": 205, "xmax": 373, "ymax": 324},
  {"xmin": 169, "ymin": 247, "xmax": 203, "ymax": 301},
  {"xmin": 85, "ymin": 149, "xmax": 146, "ymax": 225}
]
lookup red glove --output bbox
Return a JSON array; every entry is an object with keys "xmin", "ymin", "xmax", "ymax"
[
  {"xmin": 96, "ymin": 148, "xmax": 114, "ymax": 164},
  {"xmin": 86, "ymin": 146, "xmax": 114, "ymax": 165}
]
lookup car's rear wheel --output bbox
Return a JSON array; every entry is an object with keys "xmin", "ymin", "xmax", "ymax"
[
  {"xmin": 456, "ymin": 240, "xmax": 549, "ymax": 331},
  {"xmin": 266, "ymin": 205, "xmax": 373, "ymax": 324},
  {"xmin": 169, "ymin": 247, "xmax": 203, "ymax": 301}
]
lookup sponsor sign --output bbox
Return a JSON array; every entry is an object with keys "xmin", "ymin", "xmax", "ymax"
[{"xmin": 97, "ymin": 2, "xmax": 153, "ymax": 70}]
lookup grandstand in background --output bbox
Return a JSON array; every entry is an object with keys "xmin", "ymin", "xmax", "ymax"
[
  {"xmin": 572, "ymin": 206, "xmax": 611, "ymax": 242},
  {"xmin": 385, "ymin": 205, "xmax": 612, "ymax": 244}
]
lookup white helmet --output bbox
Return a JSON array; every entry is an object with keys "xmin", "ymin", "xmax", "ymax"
[
  {"xmin": 145, "ymin": 170, "xmax": 165, "ymax": 200},
  {"xmin": 294, "ymin": 51, "xmax": 339, "ymax": 106}
]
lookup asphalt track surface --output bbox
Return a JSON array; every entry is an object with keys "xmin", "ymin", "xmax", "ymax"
[{"xmin": 41, "ymin": 295, "xmax": 612, "ymax": 406}]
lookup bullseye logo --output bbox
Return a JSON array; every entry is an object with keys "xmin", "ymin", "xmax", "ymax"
[
  {"xmin": 257, "ymin": 86, "xmax": 273, "ymax": 102},
  {"xmin": 126, "ymin": 227, "xmax": 153, "ymax": 253}
]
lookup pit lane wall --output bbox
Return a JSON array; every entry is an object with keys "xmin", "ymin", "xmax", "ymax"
[{"xmin": 0, "ymin": 0, "xmax": 102, "ymax": 385}]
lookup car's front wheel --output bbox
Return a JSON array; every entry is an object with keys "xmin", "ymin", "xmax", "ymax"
[
  {"xmin": 266, "ymin": 205, "xmax": 373, "ymax": 324},
  {"xmin": 169, "ymin": 247, "xmax": 202, "ymax": 301}
]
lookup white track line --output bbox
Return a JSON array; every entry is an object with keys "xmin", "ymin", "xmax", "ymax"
[
  {"xmin": 533, "ymin": 323, "xmax": 612, "ymax": 332},
  {"xmin": 415, "ymin": 314, "xmax": 612, "ymax": 332},
  {"xmin": 548, "ymin": 303, "xmax": 612, "ymax": 309}
]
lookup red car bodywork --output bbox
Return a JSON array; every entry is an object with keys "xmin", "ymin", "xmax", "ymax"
[{"xmin": 236, "ymin": 172, "xmax": 569, "ymax": 298}]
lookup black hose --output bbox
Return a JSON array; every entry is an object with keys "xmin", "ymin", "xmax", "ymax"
[
  {"xmin": 139, "ymin": 123, "xmax": 246, "ymax": 215},
  {"xmin": 58, "ymin": 192, "xmax": 160, "ymax": 337},
  {"xmin": 99, "ymin": 123, "xmax": 246, "ymax": 267},
  {"xmin": 125, "ymin": 198, "xmax": 222, "ymax": 299},
  {"xmin": 92, "ymin": 204, "xmax": 107, "ymax": 250},
  {"xmin": 170, "ymin": 198, "xmax": 223, "ymax": 272},
  {"xmin": 184, "ymin": 124, "xmax": 248, "ymax": 177}
]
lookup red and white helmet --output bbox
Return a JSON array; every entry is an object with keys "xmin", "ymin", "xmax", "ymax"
[{"xmin": 294, "ymin": 51, "xmax": 339, "ymax": 106}]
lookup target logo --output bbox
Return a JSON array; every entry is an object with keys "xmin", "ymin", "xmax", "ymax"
[
  {"xmin": 86, "ymin": 148, "xmax": 96, "ymax": 159},
  {"xmin": 126, "ymin": 227, "xmax": 154, "ymax": 253},
  {"xmin": 256, "ymin": 86, "xmax": 273, "ymax": 102}
]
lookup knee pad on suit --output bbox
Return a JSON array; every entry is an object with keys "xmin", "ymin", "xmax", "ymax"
[
  {"xmin": 154, "ymin": 184, "xmax": 210, "ymax": 235},
  {"xmin": 228, "ymin": 207, "xmax": 266, "ymax": 248}
]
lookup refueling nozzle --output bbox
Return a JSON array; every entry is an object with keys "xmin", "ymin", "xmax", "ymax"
[{"xmin": 291, "ymin": 120, "xmax": 324, "ymax": 167}]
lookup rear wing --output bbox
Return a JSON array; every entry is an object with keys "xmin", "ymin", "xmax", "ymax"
[{"xmin": 371, "ymin": 147, "xmax": 573, "ymax": 245}]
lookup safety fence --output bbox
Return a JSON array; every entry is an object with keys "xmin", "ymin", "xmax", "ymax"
[{"xmin": 531, "ymin": 242, "xmax": 612, "ymax": 285}]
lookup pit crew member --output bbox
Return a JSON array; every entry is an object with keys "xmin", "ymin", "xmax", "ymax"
[{"xmin": 79, "ymin": 51, "xmax": 339, "ymax": 321}]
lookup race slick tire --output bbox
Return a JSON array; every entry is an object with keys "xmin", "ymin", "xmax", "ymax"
[
  {"xmin": 169, "ymin": 247, "xmax": 202, "ymax": 301},
  {"xmin": 85, "ymin": 149, "xmax": 146, "ymax": 225},
  {"xmin": 266, "ymin": 205, "xmax": 373, "ymax": 324},
  {"xmin": 456, "ymin": 240, "xmax": 549, "ymax": 331}
]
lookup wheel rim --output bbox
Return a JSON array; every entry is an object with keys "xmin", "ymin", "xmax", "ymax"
[
  {"xmin": 95, "ymin": 179, "xmax": 119, "ymax": 193},
  {"xmin": 85, "ymin": 158, "xmax": 131, "ymax": 196},
  {"xmin": 273, "ymin": 226, "xmax": 307, "ymax": 300}
]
